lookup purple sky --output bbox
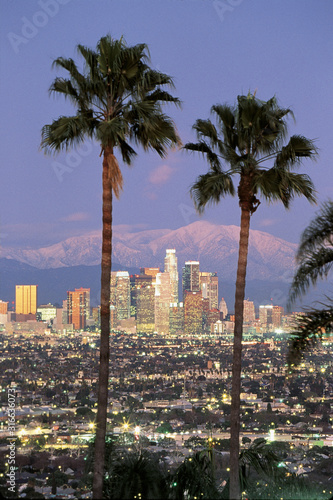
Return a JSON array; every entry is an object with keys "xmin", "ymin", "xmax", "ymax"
[{"xmin": 1, "ymin": 0, "xmax": 332, "ymax": 250}]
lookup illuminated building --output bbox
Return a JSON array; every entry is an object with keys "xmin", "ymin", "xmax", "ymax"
[
  {"xmin": 259, "ymin": 304, "xmax": 273, "ymax": 327},
  {"xmin": 37, "ymin": 304, "xmax": 57, "ymax": 322},
  {"xmin": 115, "ymin": 271, "xmax": 130, "ymax": 321},
  {"xmin": 136, "ymin": 285, "xmax": 155, "ymax": 333},
  {"xmin": 164, "ymin": 249, "xmax": 179, "ymax": 303},
  {"xmin": 130, "ymin": 274, "xmax": 153, "ymax": 318},
  {"xmin": 140, "ymin": 267, "xmax": 160, "ymax": 280},
  {"xmin": 67, "ymin": 288, "xmax": 90, "ymax": 330},
  {"xmin": 0, "ymin": 300, "xmax": 8, "ymax": 314},
  {"xmin": 206, "ymin": 308, "xmax": 221, "ymax": 332},
  {"xmin": 182, "ymin": 261, "xmax": 200, "ymax": 298},
  {"xmin": 184, "ymin": 290, "xmax": 202, "ymax": 334},
  {"xmin": 272, "ymin": 305, "xmax": 284, "ymax": 327},
  {"xmin": 155, "ymin": 272, "xmax": 171, "ymax": 334},
  {"xmin": 200, "ymin": 271, "xmax": 218, "ymax": 309},
  {"xmin": 15, "ymin": 285, "xmax": 37, "ymax": 314},
  {"xmin": 219, "ymin": 297, "xmax": 228, "ymax": 319},
  {"xmin": 243, "ymin": 299, "xmax": 255, "ymax": 323},
  {"xmin": 92, "ymin": 306, "xmax": 101, "ymax": 326},
  {"xmin": 169, "ymin": 302, "xmax": 184, "ymax": 334}
]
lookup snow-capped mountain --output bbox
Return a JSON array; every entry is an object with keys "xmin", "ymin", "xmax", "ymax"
[{"xmin": 2, "ymin": 221, "xmax": 297, "ymax": 282}]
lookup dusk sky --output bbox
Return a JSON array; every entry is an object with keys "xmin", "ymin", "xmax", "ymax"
[{"xmin": 1, "ymin": 0, "xmax": 332, "ymax": 250}]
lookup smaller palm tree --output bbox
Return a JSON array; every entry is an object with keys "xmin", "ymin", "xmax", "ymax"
[
  {"xmin": 288, "ymin": 201, "xmax": 333, "ymax": 365},
  {"xmin": 170, "ymin": 450, "xmax": 220, "ymax": 500},
  {"xmin": 105, "ymin": 450, "xmax": 167, "ymax": 500}
]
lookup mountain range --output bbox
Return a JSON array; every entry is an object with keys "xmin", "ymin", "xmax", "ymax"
[
  {"xmin": 1, "ymin": 221, "xmax": 303, "ymax": 309},
  {"xmin": 2, "ymin": 221, "xmax": 297, "ymax": 281}
]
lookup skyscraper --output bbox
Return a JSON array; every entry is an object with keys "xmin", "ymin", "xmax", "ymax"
[
  {"xmin": 259, "ymin": 304, "xmax": 273, "ymax": 327},
  {"xmin": 219, "ymin": 297, "xmax": 228, "ymax": 319},
  {"xmin": 130, "ymin": 274, "xmax": 153, "ymax": 318},
  {"xmin": 243, "ymin": 300, "xmax": 255, "ymax": 323},
  {"xmin": 155, "ymin": 272, "xmax": 171, "ymax": 334},
  {"xmin": 67, "ymin": 288, "xmax": 90, "ymax": 330},
  {"xmin": 169, "ymin": 302, "xmax": 184, "ymax": 334},
  {"xmin": 184, "ymin": 290, "xmax": 202, "ymax": 335},
  {"xmin": 115, "ymin": 271, "xmax": 130, "ymax": 321},
  {"xmin": 0, "ymin": 300, "xmax": 8, "ymax": 315},
  {"xmin": 136, "ymin": 285, "xmax": 155, "ymax": 333},
  {"xmin": 199, "ymin": 271, "xmax": 218, "ymax": 310},
  {"xmin": 182, "ymin": 261, "xmax": 200, "ymax": 298},
  {"xmin": 164, "ymin": 249, "xmax": 179, "ymax": 303},
  {"xmin": 272, "ymin": 305, "xmax": 284, "ymax": 327},
  {"xmin": 15, "ymin": 285, "xmax": 37, "ymax": 314}
]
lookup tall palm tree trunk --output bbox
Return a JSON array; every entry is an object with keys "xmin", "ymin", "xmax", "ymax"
[
  {"xmin": 229, "ymin": 205, "xmax": 251, "ymax": 500},
  {"xmin": 93, "ymin": 146, "xmax": 113, "ymax": 499}
]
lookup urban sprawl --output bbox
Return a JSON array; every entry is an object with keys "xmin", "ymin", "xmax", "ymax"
[{"xmin": 0, "ymin": 249, "xmax": 332, "ymax": 498}]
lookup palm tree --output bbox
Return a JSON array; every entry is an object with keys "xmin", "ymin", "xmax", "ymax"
[
  {"xmin": 170, "ymin": 450, "xmax": 220, "ymax": 499},
  {"xmin": 105, "ymin": 450, "xmax": 167, "ymax": 500},
  {"xmin": 183, "ymin": 93, "xmax": 317, "ymax": 500},
  {"xmin": 41, "ymin": 35, "xmax": 180, "ymax": 499},
  {"xmin": 287, "ymin": 200, "xmax": 333, "ymax": 365}
]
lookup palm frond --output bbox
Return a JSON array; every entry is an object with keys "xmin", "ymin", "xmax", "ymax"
[
  {"xmin": 239, "ymin": 438, "xmax": 279, "ymax": 483},
  {"xmin": 131, "ymin": 112, "xmax": 181, "ymax": 157},
  {"xmin": 297, "ymin": 200, "xmax": 333, "ymax": 259},
  {"xmin": 183, "ymin": 141, "xmax": 222, "ymax": 170},
  {"xmin": 41, "ymin": 115, "xmax": 92, "ymax": 152},
  {"xmin": 288, "ymin": 247, "xmax": 333, "ymax": 304},
  {"xmin": 170, "ymin": 451, "xmax": 220, "ymax": 500},
  {"xmin": 274, "ymin": 135, "xmax": 318, "ymax": 171},
  {"xmin": 191, "ymin": 169, "xmax": 236, "ymax": 213},
  {"xmin": 254, "ymin": 169, "xmax": 316, "ymax": 209},
  {"xmin": 287, "ymin": 304, "xmax": 333, "ymax": 366}
]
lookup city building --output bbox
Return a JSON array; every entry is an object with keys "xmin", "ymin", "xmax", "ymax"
[
  {"xmin": 136, "ymin": 285, "xmax": 155, "ymax": 333},
  {"xmin": 0, "ymin": 300, "xmax": 8, "ymax": 315},
  {"xmin": 37, "ymin": 304, "xmax": 57, "ymax": 323},
  {"xmin": 67, "ymin": 288, "xmax": 90, "ymax": 330},
  {"xmin": 140, "ymin": 267, "xmax": 160, "ymax": 280},
  {"xmin": 155, "ymin": 272, "xmax": 171, "ymax": 334},
  {"xmin": 15, "ymin": 285, "xmax": 37, "ymax": 315},
  {"xmin": 184, "ymin": 290, "xmax": 202, "ymax": 334},
  {"xmin": 199, "ymin": 271, "xmax": 218, "ymax": 309},
  {"xmin": 244, "ymin": 299, "xmax": 256, "ymax": 323},
  {"xmin": 111, "ymin": 271, "xmax": 131, "ymax": 323},
  {"xmin": 169, "ymin": 302, "xmax": 184, "ymax": 334},
  {"xmin": 272, "ymin": 305, "xmax": 284, "ymax": 327},
  {"xmin": 219, "ymin": 297, "xmax": 228, "ymax": 319},
  {"xmin": 259, "ymin": 304, "xmax": 273, "ymax": 328},
  {"xmin": 182, "ymin": 261, "xmax": 200, "ymax": 298},
  {"xmin": 130, "ymin": 274, "xmax": 153, "ymax": 318},
  {"xmin": 164, "ymin": 249, "xmax": 179, "ymax": 303}
]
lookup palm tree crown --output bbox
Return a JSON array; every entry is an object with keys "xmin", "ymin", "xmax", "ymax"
[
  {"xmin": 41, "ymin": 35, "xmax": 181, "ymax": 187},
  {"xmin": 185, "ymin": 93, "xmax": 316, "ymax": 213}
]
